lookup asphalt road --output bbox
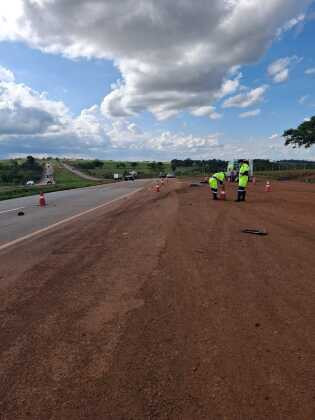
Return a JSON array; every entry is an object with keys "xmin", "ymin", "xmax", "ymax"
[
  {"xmin": 0, "ymin": 179, "xmax": 150, "ymax": 247},
  {"xmin": 38, "ymin": 162, "xmax": 55, "ymax": 185}
]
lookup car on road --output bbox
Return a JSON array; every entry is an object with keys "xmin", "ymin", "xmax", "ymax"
[
  {"xmin": 26, "ymin": 180, "xmax": 35, "ymax": 186},
  {"xmin": 124, "ymin": 175, "xmax": 135, "ymax": 181},
  {"xmin": 166, "ymin": 173, "xmax": 176, "ymax": 178}
]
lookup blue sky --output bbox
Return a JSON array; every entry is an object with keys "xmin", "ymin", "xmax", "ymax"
[{"xmin": 0, "ymin": 0, "xmax": 315, "ymax": 161}]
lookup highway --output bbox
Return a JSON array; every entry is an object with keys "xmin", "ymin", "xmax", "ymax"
[
  {"xmin": 38, "ymin": 162, "xmax": 55, "ymax": 185},
  {"xmin": 0, "ymin": 179, "xmax": 150, "ymax": 248}
]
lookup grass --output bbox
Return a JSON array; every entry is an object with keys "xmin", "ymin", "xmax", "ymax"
[
  {"xmin": 53, "ymin": 162, "xmax": 104, "ymax": 188},
  {"xmin": 255, "ymin": 169, "xmax": 315, "ymax": 181},
  {"xmin": 68, "ymin": 159, "xmax": 172, "ymax": 178},
  {"xmin": 0, "ymin": 162, "xmax": 106, "ymax": 201}
]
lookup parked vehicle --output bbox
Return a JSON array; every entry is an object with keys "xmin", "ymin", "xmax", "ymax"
[
  {"xmin": 113, "ymin": 173, "xmax": 123, "ymax": 181},
  {"xmin": 26, "ymin": 180, "xmax": 35, "ymax": 186},
  {"xmin": 166, "ymin": 173, "xmax": 176, "ymax": 178}
]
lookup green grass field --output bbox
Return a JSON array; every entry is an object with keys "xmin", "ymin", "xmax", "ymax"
[
  {"xmin": 68, "ymin": 159, "xmax": 172, "ymax": 179},
  {"xmin": 255, "ymin": 169, "xmax": 315, "ymax": 181},
  {"xmin": 0, "ymin": 184, "xmax": 78, "ymax": 201},
  {"xmin": 53, "ymin": 162, "xmax": 104, "ymax": 188},
  {"xmin": 0, "ymin": 161, "xmax": 104, "ymax": 201}
]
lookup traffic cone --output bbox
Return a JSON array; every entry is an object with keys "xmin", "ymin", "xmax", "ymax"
[
  {"xmin": 265, "ymin": 181, "xmax": 271, "ymax": 192},
  {"xmin": 155, "ymin": 184, "xmax": 160, "ymax": 192},
  {"xmin": 220, "ymin": 187, "xmax": 226, "ymax": 200},
  {"xmin": 39, "ymin": 191, "xmax": 46, "ymax": 207}
]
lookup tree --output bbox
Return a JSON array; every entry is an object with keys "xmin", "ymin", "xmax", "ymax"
[
  {"xmin": 283, "ymin": 116, "xmax": 315, "ymax": 148},
  {"xmin": 92, "ymin": 159, "xmax": 103, "ymax": 168},
  {"xmin": 131, "ymin": 162, "xmax": 138, "ymax": 168}
]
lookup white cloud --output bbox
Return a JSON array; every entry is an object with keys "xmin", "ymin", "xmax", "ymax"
[
  {"xmin": 274, "ymin": 68, "xmax": 289, "ymax": 83},
  {"xmin": 0, "ymin": 77, "xmax": 69, "ymax": 135},
  {"xmin": 222, "ymin": 86, "xmax": 267, "ymax": 109},
  {"xmin": 299, "ymin": 95, "xmax": 309, "ymax": 104},
  {"xmin": 190, "ymin": 105, "xmax": 222, "ymax": 120},
  {"xmin": 269, "ymin": 133, "xmax": 279, "ymax": 140},
  {"xmin": 0, "ymin": 0, "xmax": 311, "ymax": 120},
  {"xmin": 267, "ymin": 56, "xmax": 301, "ymax": 83},
  {"xmin": 277, "ymin": 14, "xmax": 305, "ymax": 37},
  {"xmin": 0, "ymin": 66, "xmax": 113, "ymax": 155},
  {"xmin": 215, "ymin": 73, "xmax": 243, "ymax": 100},
  {"xmin": 239, "ymin": 109, "xmax": 261, "ymax": 118},
  {"xmin": 0, "ymin": 65, "xmax": 15, "ymax": 82},
  {"xmin": 305, "ymin": 68, "xmax": 315, "ymax": 75},
  {"xmin": 0, "ymin": 66, "xmax": 226, "ymax": 159}
]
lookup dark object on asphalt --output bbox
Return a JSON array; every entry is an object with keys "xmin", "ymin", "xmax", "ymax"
[
  {"xmin": 242, "ymin": 229, "xmax": 268, "ymax": 236},
  {"xmin": 18, "ymin": 211, "xmax": 25, "ymax": 216},
  {"xmin": 190, "ymin": 183, "xmax": 200, "ymax": 187}
]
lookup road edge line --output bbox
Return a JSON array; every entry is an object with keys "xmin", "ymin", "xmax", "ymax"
[{"xmin": 0, "ymin": 188, "xmax": 143, "ymax": 253}]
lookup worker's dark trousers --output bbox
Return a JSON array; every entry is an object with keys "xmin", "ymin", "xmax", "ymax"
[
  {"xmin": 236, "ymin": 186, "xmax": 246, "ymax": 201},
  {"xmin": 211, "ymin": 188, "xmax": 218, "ymax": 200}
]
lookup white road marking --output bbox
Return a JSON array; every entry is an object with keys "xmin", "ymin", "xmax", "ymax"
[
  {"xmin": 0, "ymin": 207, "xmax": 25, "ymax": 215},
  {"xmin": 0, "ymin": 188, "xmax": 143, "ymax": 252}
]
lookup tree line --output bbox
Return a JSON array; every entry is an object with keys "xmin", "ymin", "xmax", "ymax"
[{"xmin": 0, "ymin": 156, "xmax": 43, "ymax": 185}]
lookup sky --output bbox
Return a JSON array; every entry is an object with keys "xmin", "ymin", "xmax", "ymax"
[{"xmin": 0, "ymin": 0, "xmax": 315, "ymax": 161}]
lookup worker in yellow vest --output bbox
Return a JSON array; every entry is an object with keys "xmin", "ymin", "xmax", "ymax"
[
  {"xmin": 209, "ymin": 172, "xmax": 225, "ymax": 200},
  {"xmin": 236, "ymin": 160, "xmax": 250, "ymax": 202}
]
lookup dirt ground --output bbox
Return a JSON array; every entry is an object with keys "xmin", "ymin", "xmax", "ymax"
[{"xmin": 0, "ymin": 179, "xmax": 314, "ymax": 420}]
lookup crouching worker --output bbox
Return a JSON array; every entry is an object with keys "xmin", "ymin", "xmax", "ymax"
[{"xmin": 209, "ymin": 172, "xmax": 225, "ymax": 200}]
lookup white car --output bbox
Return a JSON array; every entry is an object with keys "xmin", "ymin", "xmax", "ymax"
[{"xmin": 26, "ymin": 180, "xmax": 35, "ymax": 186}]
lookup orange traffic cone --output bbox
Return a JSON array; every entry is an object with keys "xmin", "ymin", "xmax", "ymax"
[
  {"xmin": 220, "ymin": 190, "xmax": 226, "ymax": 200},
  {"xmin": 39, "ymin": 191, "xmax": 46, "ymax": 207},
  {"xmin": 265, "ymin": 181, "xmax": 271, "ymax": 192},
  {"xmin": 155, "ymin": 184, "xmax": 160, "ymax": 192},
  {"xmin": 220, "ymin": 187, "xmax": 226, "ymax": 200}
]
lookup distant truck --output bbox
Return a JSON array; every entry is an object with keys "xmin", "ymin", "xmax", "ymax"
[{"xmin": 113, "ymin": 173, "xmax": 123, "ymax": 181}]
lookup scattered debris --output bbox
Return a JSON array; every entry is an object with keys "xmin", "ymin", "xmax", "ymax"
[{"xmin": 242, "ymin": 229, "xmax": 268, "ymax": 236}]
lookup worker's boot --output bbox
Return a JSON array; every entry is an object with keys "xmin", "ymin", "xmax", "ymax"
[
  {"xmin": 235, "ymin": 191, "xmax": 242, "ymax": 202},
  {"xmin": 242, "ymin": 191, "xmax": 247, "ymax": 201},
  {"xmin": 212, "ymin": 193, "xmax": 218, "ymax": 200}
]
